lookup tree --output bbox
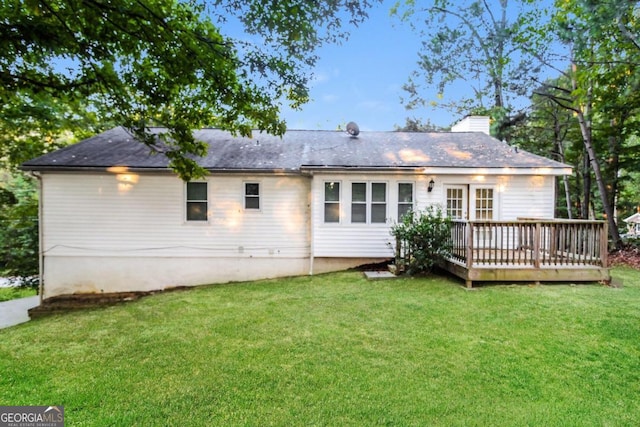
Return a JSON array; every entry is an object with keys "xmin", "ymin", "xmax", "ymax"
[
  {"xmin": 516, "ymin": 84, "xmax": 580, "ymax": 218},
  {"xmin": 391, "ymin": 0, "xmax": 547, "ymax": 139},
  {"xmin": 532, "ymin": 0, "xmax": 640, "ymax": 247},
  {"xmin": 1, "ymin": 0, "xmax": 378, "ymax": 179},
  {"xmin": 395, "ymin": 117, "xmax": 446, "ymax": 132},
  {"xmin": 0, "ymin": 172, "xmax": 39, "ymax": 287}
]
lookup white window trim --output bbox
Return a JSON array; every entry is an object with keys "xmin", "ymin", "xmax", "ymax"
[
  {"xmin": 323, "ymin": 180, "xmax": 342, "ymax": 224},
  {"xmin": 397, "ymin": 182, "xmax": 415, "ymax": 221},
  {"xmin": 348, "ymin": 181, "xmax": 388, "ymax": 225},
  {"xmin": 350, "ymin": 182, "xmax": 367, "ymax": 224},
  {"xmin": 184, "ymin": 181, "xmax": 209, "ymax": 224},
  {"xmin": 470, "ymin": 184, "xmax": 498, "ymax": 221},
  {"xmin": 445, "ymin": 184, "xmax": 468, "ymax": 220},
  {"xmin": 243, "ymin": 181, "xmax": 262, "ymax": 211}
]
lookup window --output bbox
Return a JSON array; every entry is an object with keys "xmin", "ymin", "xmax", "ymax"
[
  {"xmin": 351, "ymin": 183, "xmax": 366, "ymax": 223},
  {"xmin": 371, "ymin": 183, "xmax": 387, "ymax": 223},
  {"xmin": 350, "ymin": 182, "xmax": 387, "ymax": 224},
  {"xmin": 398, "ymin": 183, "xmax": 414, "ymax": 220},
  {"xmin": 447, "ymin": 187, "xmax": 465, "ymax": 219},
  {"xmin": 186, "ymin": 182, "xmax": 208, "ymax": 221},
  {"xmin": 324, "ymin": 182, "xmax": 340, "ymax": 223},
  {"xmin": 475, "ymin": 188, "xmax": 494, "ymax": 220},
  {"xmin": 245, "ymin": 183, "xmax": 260, "ymax": 210}
]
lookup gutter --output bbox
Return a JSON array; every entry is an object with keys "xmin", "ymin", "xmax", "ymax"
[
  {"xmin": 20, "ymin": 165, "xmax": 305, "ymax": 176},
  {"xmin": 28, "ymin": 171, "xmax": 45, "ymax": 304},
  {"xmin": 300, "ymin": 165, "xmax": 573, "ymax": 176}
]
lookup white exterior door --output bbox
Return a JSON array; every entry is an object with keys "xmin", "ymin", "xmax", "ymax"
[
  {"xmin": 445, "ymin": 185, "xmax": 468, "ymax": 220},
  {"xmin": 445, "ymin": 185, "xmax": 496, "ymax": 221}
]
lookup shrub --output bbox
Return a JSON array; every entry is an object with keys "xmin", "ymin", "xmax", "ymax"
[
  {"xmin": 391, "ymin": 206, "xmax": 452, "ymax": 275},
  {"xmin": 0, "ymin": 172, "xmax": 39, "ymax": 288}
]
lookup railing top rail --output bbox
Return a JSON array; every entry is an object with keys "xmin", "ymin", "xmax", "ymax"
[{"xmin": 451, "ymin": 219, "xmax": 606, "ymax": 225}]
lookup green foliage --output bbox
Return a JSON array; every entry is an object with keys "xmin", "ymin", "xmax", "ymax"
[
  {"xmin": 395, "ymin": 117, "xmax": 447, "ymax": 132},
  {"xmin": 0, "ymin": 286, "xmax": 37, "ymax": 302},
  {"xmin": 391, "ymin": 205, "xmax": 452, "ymax": 275},
  {"xmin": 0, "ymin": 172, "xmax": 39, "ymax": 287},
  {"xmin": 1, "ymin": 0, "xmax": 378, "ymax": 180},
  {"xmin": 392, "ymin": 0, "xmax": 546, "ymax": 137},
  {"xmin": 526, "ymin": 0, "xmax": 640, "ymax": 246}
]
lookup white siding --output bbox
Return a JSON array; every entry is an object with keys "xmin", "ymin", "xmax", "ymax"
[
  {"xmin": 40, "ymin": 172, "xmax": 311, "ymax": 297},
  {"xmin": 499, "ymin": 175, "xmax": 556, "ymax": 219},
  {"xmin": 451, "ymin": 116, "xmax": 491, "ymax": 135},
  {"xmin": 42, "ymin": 173, "xmax": 310, "ymax": 258},
  {"xmin": 312, "ymin": 173, "xmax": 438, "ymax": 258},
  {"xmin": 311, "ymin": 172, "xmax": 558, "ymax": 257},
  {"xmin": 39, "ymin": 170, "xmax": 558, "ymax": 297}
]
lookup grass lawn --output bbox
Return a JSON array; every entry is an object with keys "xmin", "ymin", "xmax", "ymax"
[
  {"xmin": 0, "ymin": 286, "xmax": 37, "ymax": 302},
  {"xmin": 1, "ymin": 268, "xmax": 639, "ymax": 426}
]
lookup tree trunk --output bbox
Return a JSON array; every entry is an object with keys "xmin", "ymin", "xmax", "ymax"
[
  {"xmin": 575, "ymin": 111, "xmax": 622, "ymax": 247},
  {"xmin": 582, "ymin": 150, "xmax": 591, "ymax": 219}
]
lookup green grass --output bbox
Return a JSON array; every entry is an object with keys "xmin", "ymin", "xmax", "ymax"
[
  {"xmin": 1, "ymin": 268, "xmax": 639, "ymax": 426},
  {"xmin": 0, "ymin": 286, "xmax": 37, "ymax": 302}
]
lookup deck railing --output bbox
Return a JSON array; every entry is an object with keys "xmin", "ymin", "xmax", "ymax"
[{"xmin": 447, "ymin": 219, "xmax": 608, "ymax": 268}]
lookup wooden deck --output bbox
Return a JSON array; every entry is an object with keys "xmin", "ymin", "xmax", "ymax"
[{"xmin": 398, "ymin": 219, "xmax": 611, "ymax": 288}]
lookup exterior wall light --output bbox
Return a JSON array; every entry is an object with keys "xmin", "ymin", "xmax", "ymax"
[{"xmin": 428, "ymin": 178, "xmax": 435, "ymax": 192}]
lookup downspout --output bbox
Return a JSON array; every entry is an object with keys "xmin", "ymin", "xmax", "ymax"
[
  {"xmin": 29, "ymin": 171, "xmax": 44, "ymax": 304},
  {"xmin": 308, "ymin": 172, "xmax": 314, "ymax": 275}
]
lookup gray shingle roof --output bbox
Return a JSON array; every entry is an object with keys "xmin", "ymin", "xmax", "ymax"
[{"xmin": 21, "ymin": 126, "xmax": 570, "ymax": 172}]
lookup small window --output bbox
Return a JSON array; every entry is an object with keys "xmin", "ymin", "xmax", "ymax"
[
  {"xmin": 351, "ymin": 183, "xmax": 366, "ymax": 223},
  {"xmin": 245, "ymin": 183, "xmax": 260, "ymax": 210},
  {"xmin": 371, "ymin": 183, "xmax": 387, "ymax": 223},
  {"xmin": 324, "ymin": 182, "xmax": 340, "ymax": 223},
  {"xmin": 186, "ymin": 182, "xmax": 208, "ymax": 221},
  {"xmin": 398, "ymin": 183, "xmax": 414, "ymax": 220}
]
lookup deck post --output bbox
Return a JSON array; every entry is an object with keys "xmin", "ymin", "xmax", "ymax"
[
  {"xmin": 466, "ymin": 221, "xmax": 474, "ymax": 288},
  {"xmin": 600, "ymin": 220, "xmax": 609, "ymax": 268},
  {"xmin": 533, "ymin": 222, "xmax": 541, "ymax": 269}
]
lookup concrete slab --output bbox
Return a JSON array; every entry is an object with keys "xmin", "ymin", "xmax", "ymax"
[
  {"xmin": 0, "ymin": 296, "xmax": 40, "ymax": 329},
  {"xmin": 364, "ymin": 271, "xmax": 397, "ymax": 280}
]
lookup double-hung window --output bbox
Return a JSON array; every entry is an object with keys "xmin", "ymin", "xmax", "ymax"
[
  {"xmin": 371, "ymin": 183, "xmax": 387, "ymax": 223},
  {"xmin": 397, "ymin": 183, "xmax": 414, "ymax": 220},
  {"xmin": 351, "ymin": 183, "xmax": 367, "ymax": 223},
  {"xmin": 350, "ymin": 182, "xmax": 387, "ymax": 224},
  {"xmin": 245, "ymin": 183, "xmax": 260, "ymax": 210},
  {"xmin": 324, "ymin": 182, "xmax": 340, "ymax": 223},
  {"xmin": 186, "ymin": 182, "xmax": 208, "ymax": 221}
]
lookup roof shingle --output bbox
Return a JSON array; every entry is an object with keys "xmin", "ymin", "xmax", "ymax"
[{"xmin": 21, "ymin": 126, "xmax": 570, "ymax": 172}]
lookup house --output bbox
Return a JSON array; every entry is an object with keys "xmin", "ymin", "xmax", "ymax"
[
  {"xmin": 23, "ymin": 116, "xmax": 589, "ymax": 298},
  {"xmin": 623, "ymin": 211, "xmax": 640, "ymax": 236}
]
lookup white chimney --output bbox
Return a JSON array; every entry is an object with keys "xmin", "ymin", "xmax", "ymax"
[{"xmin": 451, "ymin": 115, "xmax": 491, "ymax": 135}]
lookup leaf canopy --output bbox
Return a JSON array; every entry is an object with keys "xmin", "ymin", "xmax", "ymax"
[{"xmin": 1, "ymin": 0, "xmax": 377, "ymax": 179}]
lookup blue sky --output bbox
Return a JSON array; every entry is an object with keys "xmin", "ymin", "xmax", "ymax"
[
  {"xmin": 278, "ymin": 0, "xmax": 561, "ymax": 132},
  {"xmin": 280, "ymin": 1, "xmax": 435, "ymax": 132}
]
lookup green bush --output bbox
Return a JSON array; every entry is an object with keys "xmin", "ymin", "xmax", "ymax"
[
  {"xmin": 0, "ymin": 172, "xmax": 39, "ymax": 288},
  {"xmin": 391, "ymin": 206, "xmax": 452, "ymax": 275}
]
